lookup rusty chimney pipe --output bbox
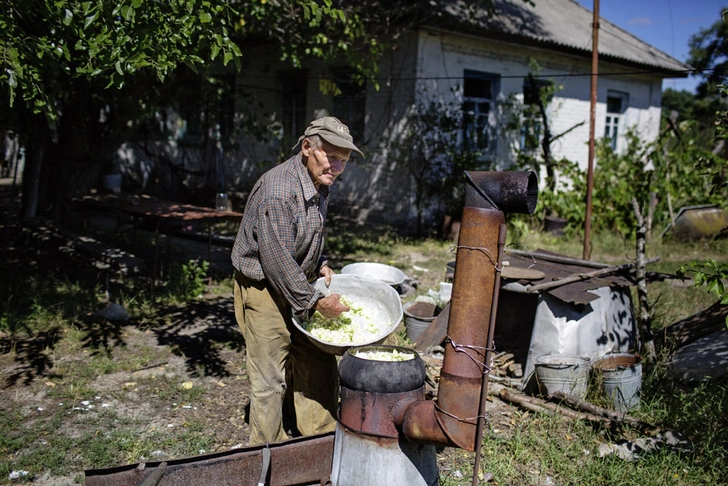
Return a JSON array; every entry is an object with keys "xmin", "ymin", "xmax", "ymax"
[{"xmin": 400, "ymin": 171, "xmax": 537, "ymax": 451}]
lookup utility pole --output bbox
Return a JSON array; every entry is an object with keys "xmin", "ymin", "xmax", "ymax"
[{"xmin": 583, "ymin": 0, "xmax": 599, "ymax": 260}]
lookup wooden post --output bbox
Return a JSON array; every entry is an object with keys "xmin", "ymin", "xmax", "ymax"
[
  {"xmin": 583, "ymin": 0, "xmax": 599, "ymax": 260},
  {"xmin": 632, "ymin": 197, "xmax": 656, "ymax": 361}
]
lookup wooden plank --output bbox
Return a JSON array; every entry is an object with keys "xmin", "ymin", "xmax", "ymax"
[
  {"xmin": 524, "ymin": 257, "xmax": 661, "ymax": 293},
  {"xmin": 413, "ymin": 302, "xmax": 450, "ymax": 352},
  {"xmin": 501, "ymin": 266, "xmax": 545, "ymax": 280}
]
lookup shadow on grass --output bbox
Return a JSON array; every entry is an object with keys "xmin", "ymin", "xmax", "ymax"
[
  {"xmin": 78, "ymin": 295, "xmax": 243, "ymax": 379},
  {"xmin": 0, "ymin": 328, "xmax": 64, "ymax": 388},
  {"xmin": 1, "ymin": 218, "xmax": 246, "ymax": 387},
  {"xmin": 150, "ymin": 296, "xmax": 244, "ymax": 378}
]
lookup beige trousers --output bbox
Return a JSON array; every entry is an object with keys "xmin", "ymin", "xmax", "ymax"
[{"xmin": 233, "ymin": 271, "xmax": 338, "ymax": 445}]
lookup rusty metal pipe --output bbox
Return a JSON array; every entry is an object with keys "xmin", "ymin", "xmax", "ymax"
[
  {"xmin": 400, "ymin": 400, "xmax": 455, "ymax": 448},
  {"xmin": 399, "ymin": 171, "xmax": 536, "ymax": 451},
  {"xmin": 473, "ymin": 223, "xmax": 506, "ymax": 483},
  {"xmin": 434, "ymin": 206, "xmax": 504, "ymax": 450},
  {"xmin": 464, "ymin": 170, "xmax": 538, "ymax": 213}
]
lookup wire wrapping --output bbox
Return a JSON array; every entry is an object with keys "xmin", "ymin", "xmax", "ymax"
[
  {"xmin": 434, "ymin": 402, "xmax": 489, "ymax": 425},
  {"xmin": 505, "ymin": 243, "xmax": 539, "ymax": 270},
  {"xmin": 443, "ymin": 335, "xmax": 496, "ymax": 374},
  {"xmin": 450, "ymin": 244, "xmax": 502, "ymax": 272}
]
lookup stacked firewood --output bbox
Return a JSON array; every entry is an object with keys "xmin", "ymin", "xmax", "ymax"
[{"xmin": 420, "ymin": 348, "xmax": 525, "ymax": 399}]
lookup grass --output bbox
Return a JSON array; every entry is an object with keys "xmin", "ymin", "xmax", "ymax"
[
  {"xmin": 436, "ymin": 226, "xmax": 728, "ymax": 485},
  {"xmin": 1, "ymin": 219, "xmax": 726, "ymax": 485}
]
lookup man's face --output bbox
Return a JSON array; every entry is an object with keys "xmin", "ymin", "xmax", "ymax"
[{"xmin": 302, "ymin": 139, "xmax": 350, "ymax": 187}]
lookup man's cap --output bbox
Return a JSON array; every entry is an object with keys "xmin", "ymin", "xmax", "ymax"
[{"xmin": 294, "ymin": 116, "xmax": 363, "ymax": 157}]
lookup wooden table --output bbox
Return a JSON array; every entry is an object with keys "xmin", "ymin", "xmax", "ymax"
[
  {"xmin": 73, "ymin": 194, "xmax": 242, "ymax": 223},
  {"xmin": 71, "ymin": 194, "xmax": 243, "ymax": 285}
]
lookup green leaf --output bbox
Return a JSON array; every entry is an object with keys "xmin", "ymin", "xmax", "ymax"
[
  {"xmin": 132, "ymin": 0, "xmax": 142, "ymax": 8},
  {"xmin": 199, "ymin": 12, "xmax": 212, "ymax": 23},
  {"xmin": 223, "ymin": 50, "xmax": 232, "ymax": 66},
  {"xmin": 120, "ymin": 5, "xmax": 134, "ymax": 21},
  {"xmin": 210, "ymin": 44, "xmax": 220, "ymax": 60},
  {"xmin": 84, "ymin": 13, "xmax": 98, "ymax": 29},
  {"xmin": 183, "ymin": 59, "xmax": 199, "ymax": 74},
  {"xmin": 63, "ymin": 9, "xmax": 73, "ymax": 25},
  {"xmin": 115, "ymin": 61, "xmax": 123, "ymax": 75}
]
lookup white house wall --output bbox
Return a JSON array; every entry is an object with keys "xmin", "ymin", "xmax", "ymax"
[
  {"xmin": 415, "ymin": 29, "xmax": 663, "ymax": 175},
  {"xmin": 116, "ymin": 27, "xmax": 668, "ymax": 228},
  {"xmin": 220, "ymin": 38, "xmax": 423, "ymax": 228},
  {"xmin": 334, "ymin": 34, "xmax": 420, "ymax": 227}
]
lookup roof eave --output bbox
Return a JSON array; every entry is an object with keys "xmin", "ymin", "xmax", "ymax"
[{"xmin": 422, "ymin": 21, "xmax": 691, "ymax": 79}]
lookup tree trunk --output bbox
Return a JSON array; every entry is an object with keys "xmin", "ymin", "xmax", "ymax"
[
  {"xmin": 631, "ymin": 197, "xmax": 656, "ymax": 362},
  {"xmin": 532, "ymin": 74, "xmax": 555, "ymax": 194}
]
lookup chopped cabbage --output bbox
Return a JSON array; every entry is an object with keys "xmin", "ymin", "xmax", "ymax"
[
  {"xmin": 305, "ymin": 295, "xmax": 381, "ymax": 345},
  {"xmin": 353, "ymin": 349, "xmax": 415, "ymax": 361}
]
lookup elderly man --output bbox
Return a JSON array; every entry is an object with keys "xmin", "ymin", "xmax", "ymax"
[{"xmin": 231, "ymin": 116, "xmax": 362, "ymax": 445}]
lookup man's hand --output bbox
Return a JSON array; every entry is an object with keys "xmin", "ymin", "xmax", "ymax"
[
  {"xmin": 314, "ymin": 293, "xmax": 350, "ymax": 319},
  {"xmin": 319, "ymin": 264, "xmax": 335, "ymax": 287}
]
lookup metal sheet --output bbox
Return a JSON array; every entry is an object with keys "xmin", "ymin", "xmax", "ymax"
[
  {"xmin": 503, "ymin": 249, "xmax": 635, "ymax": 305},
  {"xmin": 330, "ymin": 425, "xmax": 438, "ymax": 486},
  {"xmin": 84, "ymin": 433, "xmax": 335, "ymax": 486},
  {"xmin": 521, "ymin": 286, "xmax": 638, "ymax": 390}
]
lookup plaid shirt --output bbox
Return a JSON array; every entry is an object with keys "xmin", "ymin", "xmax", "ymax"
[{"xmin": 231, "ymin": 154, "xmax": 329, "ymax": 314}]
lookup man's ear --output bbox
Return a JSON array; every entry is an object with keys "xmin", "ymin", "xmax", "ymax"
[{"xmin": 301, "ymin": 138, "xmax": 313, "ymax": 157}]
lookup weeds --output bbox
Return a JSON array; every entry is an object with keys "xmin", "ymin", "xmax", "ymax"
[
  {"xmin": 1, "ymin": 225, "xmax": 726, "ymax": 485},
  {"xmin": 162, "ymin": 258, "xmax": 211, "ymax": 302}
]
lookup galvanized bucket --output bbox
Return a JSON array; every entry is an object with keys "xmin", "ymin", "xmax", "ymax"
[
  {"xmin": 534, "ymin": 354, "xmax": 591, "ymax": 399},
  {"xmin": 403, "ymin": 301, "xmax": 438, "ymax": 342},
  {"xmin": 593, "ymin": 353, "xmax": 642, "ymax": 412}
]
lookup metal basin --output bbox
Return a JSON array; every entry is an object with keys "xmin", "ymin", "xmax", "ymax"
[
  {"xmin": 341, "ymin": 262, "xmax": 406, "ymax": 287},
  {"xmin": 293, "ymin": 274, "xmax": 403, "ymax": 355}
]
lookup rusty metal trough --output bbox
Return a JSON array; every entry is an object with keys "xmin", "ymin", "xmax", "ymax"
[{"xmin": 85, "ymin": 433, "xmax": 335, "ymax": 486}]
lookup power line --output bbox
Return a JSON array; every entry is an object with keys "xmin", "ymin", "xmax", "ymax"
[{"xmin": 237, "ymin": 67, "xmax": 708, "ymax": 83}]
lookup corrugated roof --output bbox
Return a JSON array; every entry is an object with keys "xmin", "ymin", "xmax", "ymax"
[{"xmin": 429, "ymin": 0, "xmax": 691, "ymax": 76}]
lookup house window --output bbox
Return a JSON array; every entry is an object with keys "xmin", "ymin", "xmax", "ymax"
[
  {"xmin": 280, "ymin": 70, "xmax": 308, "ymax": 149},
  {"xmin": 605, "ymin": 90, "xmax": 628, "ymax": 150},
  {"xmin": 462, "ymin": 70, "xmax": 500, "ymax": 157},
  {"xmin": 333, "ymin": 69, "xmax": 366, "ymax": 143}
]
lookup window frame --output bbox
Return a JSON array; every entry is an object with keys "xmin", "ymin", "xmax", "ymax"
[
  {"xmin": 461, "ymin": 69, "xmax": 500, "ymax": 158},
  {"xmin": 604, "ymin": 90, "xmax": 629, "ymax": 150},
  {"xmin": 279, "ymin": 69, "xmax": 308, "ymax": 150},
  {"xmin": 332, "ymin": 68, "xmax": 366, "ymax": 144}
]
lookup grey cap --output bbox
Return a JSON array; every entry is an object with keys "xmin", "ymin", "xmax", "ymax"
[{"xmin": 294, "ymin": 116, "xmax": 363, "ymax": 157}]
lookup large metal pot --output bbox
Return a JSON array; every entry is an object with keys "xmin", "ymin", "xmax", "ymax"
[
  {"xmin": 292, "ymin": 274, "xmax": 403, "ymax": 355},
  {"xmin": 339, "ymin": 345, "xmax": 425, "ymax": 393}
]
